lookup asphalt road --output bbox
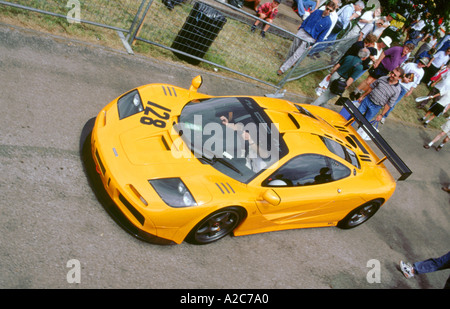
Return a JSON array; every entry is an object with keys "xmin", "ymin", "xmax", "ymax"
[{"xmin": 0, "ymin": 22, "xmax": 449, "ymax": 290}]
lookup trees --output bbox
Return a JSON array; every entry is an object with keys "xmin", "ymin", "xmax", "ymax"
[{"xmin": 377, "ymin": 0, "xmax": 449, "ymax": 36}]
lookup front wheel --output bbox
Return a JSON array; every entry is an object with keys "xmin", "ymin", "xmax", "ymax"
[
  {"xmin": 337, "ymin": 200, "xmax": 382, "ymax": 229},
  {"xmin": 186, "ymin": 207, "xmax": 245, "ymax": 245}
]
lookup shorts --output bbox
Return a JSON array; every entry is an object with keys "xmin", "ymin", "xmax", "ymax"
[
  {"xmin": 428, "ymin": 102, "xmax": 445, "ymax": 116},
  {"xmin": 369, "ymin": 63, "xmax": 389, "ymax": 79}
]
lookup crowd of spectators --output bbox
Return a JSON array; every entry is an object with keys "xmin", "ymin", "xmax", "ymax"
[{"xmin": 268, "ymin": 0, "xmax": 449, "ymax": 128}]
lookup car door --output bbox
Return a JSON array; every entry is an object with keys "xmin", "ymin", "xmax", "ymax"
[{"xmin": 256, "ymin": 153, "xmax": 364, "ymax": 226}]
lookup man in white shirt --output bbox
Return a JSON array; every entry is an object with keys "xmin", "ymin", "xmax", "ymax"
[
  {"xmin": 381, "ymin": 58, "xmax": 428, "ymax": 123},
  {"xmin": 418, "ymin": 67, "xmax": 450, "ymax": 109},
  {"xmin": 418, "ymin": 89, "xmax": 450, "ymax": 128},
  {"xmin": 337, "ymin": 1, "xmax": 364, "ymax": 31},
  {"xmin": 344, "ymin": 7, "xmax": 381, "ymax": 40},
  {"xmin": 424, "ymin": 47, "xmax": 450, "ymax": 83}
]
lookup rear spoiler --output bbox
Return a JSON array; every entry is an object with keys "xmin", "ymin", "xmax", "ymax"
[{"xmin": 336, "ymin": 97, "xmax": 412, "ymax": 181}]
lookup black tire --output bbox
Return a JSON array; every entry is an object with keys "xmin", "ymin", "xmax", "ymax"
[
  {"xmin": 186, "ymin": 207, "xmax": 245, "ymax": 245},
  {"xmin": 337, "ymin": 200, "xmax": 382, "ymax": 229}
]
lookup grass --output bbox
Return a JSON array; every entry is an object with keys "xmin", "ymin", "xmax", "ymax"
[{"xmin": 0, "ymin": 1, "xmax": 447, "ymax": 129}]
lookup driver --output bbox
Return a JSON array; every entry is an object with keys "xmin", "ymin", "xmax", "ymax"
[{"xmin": 216, "ymin": 111, "xmax": 268, "ymax": 172}]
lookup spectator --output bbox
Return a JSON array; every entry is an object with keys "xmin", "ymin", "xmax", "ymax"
[
  {"xmin": 346, "ymin": 36, "xmax": 390, "ymax": 92},
  {"xmin": 399, "ymin": 251, "xmax": 450, "ymax": 289},
  {"xmin": 438, "ymin": 39, "xmax": 450, "ymax": 53},
  {"xmin": 277, "ymin": 1, "xmax": 336, "ymax": 75},
  {"xmin": 428, "ymin": 62, "xmax": 450, "ymax": 87},
  {"xmin": 344, "ymin": 7, "xmax": 381, "ymax": 41},
  {"xmin": 415, "ymin": 47, "xmax": 436, "ymax": 65},
  {"xmin": 351, "ymin": 41, "xmax": 413, "ymax": 98},
  {"xmin": 372, "ymin": 42, "xmax": 414, "ymax": 77},
  {"xmin": 404, "ymin": 17, "xmax": 426, "ymax": 43},
  {"xmin": 305, "ymin": 0, "xmax": 341, "ymax": 59},
  {"xmin": 417, "ymin": 89, "xmax": 450, "ymax": 128},
  {"xmin": 423, "ymin": 117, "xmax": 450, "ymax": 151},
  {"xmin": 356, "ymin": 67, "xmax": 404, "ymax": 122},
  {"xmin": 340, "ymin": 34, "xmax": 377, "ymax": 82},
  {"xmin": 250, "ymin": 0, "xmax": 281, "ymax": 38},
  {"xmin": 378, "ymin": 13, "xmax": 398, "ymax": 42},
  {"xmin": 423, "ymin": 47, "xmax": 450, "ymax": 84},
  {"xmin": 405, "ymin": 29, "xmax": 427, "ymax": 48},
  {"xmin": 245, "ymin": 0, "xmax": 261, "ymax": 11},
  {"xmin": 414, "ymin": 34, "xmax": 437, "ymax": 62},
  {"xmin": 418, "ymin": 67, "xmax": 450, "ymax": 109},
  {"xmin": 435, "ymin": 33, "xmax": 450, "ymax": 51},
  {"xmin": 292, "ymin": 0, "xmax": 320, "ymax": 19},
  {"xmin": 311, "ymin": 48, "xmax": 370, "ymax": 107},
  {"xmin": 380, "ymin": 58, "xmax": 428, "ymax": 123},
  {"xmin": 371, "ymin": 17, "xmax": 388, "ymax": 39},
  {"xmin": 325, "ymin": 0, "xmax": 364, "ymax": 43}
]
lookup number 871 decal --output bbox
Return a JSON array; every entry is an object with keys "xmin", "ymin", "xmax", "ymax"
[{"xmin": 140, "ymin": 101, "xmax": 172, "ymax": 128}]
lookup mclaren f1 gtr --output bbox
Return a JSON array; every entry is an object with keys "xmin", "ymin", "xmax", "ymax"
[{"xmin": 84, "ymin": 76, "xmax": 411, "ymax": 245}]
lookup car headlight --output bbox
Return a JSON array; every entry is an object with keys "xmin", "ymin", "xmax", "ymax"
[
  {"xmin": 117, "ymin": 90, "xmax": 143, "ymax": 120},
  {"xmin": 149, "ymin": 178, "xmax": 197, "ymax": 208}
]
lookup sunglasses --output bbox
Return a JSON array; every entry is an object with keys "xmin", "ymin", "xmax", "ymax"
[{"xmin": 325, "ymin": 7, "xmax": 334, "ymax": 12}]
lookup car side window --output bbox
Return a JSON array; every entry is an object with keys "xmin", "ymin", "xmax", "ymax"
[{"xmin": 263, "ymin": 154, "xmax": 351, "ymax": 187}]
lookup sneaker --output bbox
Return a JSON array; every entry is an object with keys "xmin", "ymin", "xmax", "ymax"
[
  {"xmin": 423, "ymin": 123, "xmax": 428, "ymax": 128},
  {"xmin": 250, "ymin": 25, "xmax": 256, "ymax": 33},
  {"xmin": 260, "ymin": 31, "xmax": 265, "ymax": 38},
  {"xmin": 399, "ymin": 261, "xmax": 415, "ymax": 278},
  {"xmin": 423, "ymin": 144, "xmax": 431, "ymax": 149},
  {"xmin": 436, "ymin": 145, "xmax": 443, "ymax": 151}
]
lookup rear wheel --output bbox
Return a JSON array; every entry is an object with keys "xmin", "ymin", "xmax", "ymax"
[
  {"xmin": 186, "ymin": 207, "xmax": 245, "ymax": 245},
  {"xmin": 337, "ymin": 200, "xmax": 382, "ymax": 229}
]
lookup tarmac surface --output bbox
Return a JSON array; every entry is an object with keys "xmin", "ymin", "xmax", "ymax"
[{"xmin": 0, "ymin": 22, "xmax": 449, "ymax": 290}]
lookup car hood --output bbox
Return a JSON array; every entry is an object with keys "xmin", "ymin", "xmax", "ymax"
[{"xmin": 120, "ymin": 127, "xmax": 178, "ymax": 165}]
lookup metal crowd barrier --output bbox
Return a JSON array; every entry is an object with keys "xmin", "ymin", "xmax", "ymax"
[{"xmin": 1, "ymin": 0, "xmax": 360, "ymax": 94}]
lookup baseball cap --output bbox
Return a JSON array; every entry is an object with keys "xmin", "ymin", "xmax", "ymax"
[{"xmin": 419, "ymin": 57, "xmax": 430, "ymax": 65}]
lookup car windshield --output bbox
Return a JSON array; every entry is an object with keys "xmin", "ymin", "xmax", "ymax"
[{"xmin": 177, "ymin": 97, "xmax": 287, "ymax": 183}]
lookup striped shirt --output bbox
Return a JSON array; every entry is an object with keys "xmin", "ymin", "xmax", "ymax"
[{"xmin": 369, "ymin": 76, "xmax": 401, "ymax": 107}]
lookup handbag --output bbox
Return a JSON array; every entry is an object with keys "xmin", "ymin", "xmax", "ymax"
[{"xmin": 330, "ymin": 78, "xmax": 347, "ymax": 95}]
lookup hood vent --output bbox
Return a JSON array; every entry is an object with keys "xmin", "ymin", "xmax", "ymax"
[
  {"xmin": 162, "ymin": 85, "xmax": 177, "ymax": 97},
  {"xmin": 215, "ymin": 182, "xmax": 235, "ymax": 194},
  {"xmin": 334, "ymin": 125, "xmax": 349, "ymax": 133},
  {"xmin": 359, "ymin": 154, "xmax": 372, "ymax": 162}
]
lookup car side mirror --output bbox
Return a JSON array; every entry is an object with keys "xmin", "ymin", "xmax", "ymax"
[
  {"xmin": 262, "ymin": 189, "xmax": 281, "ymax": 206},
  {"xmin": 189, "ymin": 75, "xmax": 203, "ymax": 92}
]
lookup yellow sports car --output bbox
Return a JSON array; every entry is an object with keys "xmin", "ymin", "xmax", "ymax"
[{"xmin": 84, "ymin": 76, "xmax": 411, "ymax": 245}]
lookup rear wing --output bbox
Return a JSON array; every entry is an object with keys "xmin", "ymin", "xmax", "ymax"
[{"xmin": 336, "ymin": 97, "xmax": 412, "ymax": 181}]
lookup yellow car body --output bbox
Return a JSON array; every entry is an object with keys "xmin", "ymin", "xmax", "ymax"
[{"xmin": 87, "ymin": 76, "xmax": 408, "ymax": 245}]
